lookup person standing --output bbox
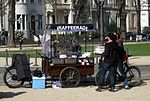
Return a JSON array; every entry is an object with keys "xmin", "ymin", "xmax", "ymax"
[
  {"xmin": 1, "ymin": 29, "xmax": 8, "ymax": 45},
  {"xmin": 17, "ymin": 33, "xmax": 25, "ymax": 50},
  {"xmin": 96, "ymin": 33, "xmax": 118, "ymax": 92},
  {"xmin": 115, "ymin": 33, "xmax": 129, "ymax": 89}
]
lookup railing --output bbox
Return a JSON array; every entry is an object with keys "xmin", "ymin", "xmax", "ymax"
[{"xmin": 4, "ymin": 49, "xmax": 40, "ymax": 67}]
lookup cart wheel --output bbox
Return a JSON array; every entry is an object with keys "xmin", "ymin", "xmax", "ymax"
[
  {"xmin": 59, "ymin": 67, "xmax": 81, "ymax": 88},
  {"xmin": 3, "ymin": 67, "xmax": 24, "ymax": 88}
]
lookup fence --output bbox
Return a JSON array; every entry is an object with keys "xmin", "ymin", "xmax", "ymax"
[{"xmin": 2, "ymin": 49, "xmax": 42, "ymax": 67}]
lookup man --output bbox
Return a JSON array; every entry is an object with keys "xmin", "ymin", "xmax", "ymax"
[
  {"xmin": 96, "ymin": 33, "xmax": 118, "ymax": 92},
  {"xmin": 0, "ymin": 29, "xmax": 8, "ymax": 45}
]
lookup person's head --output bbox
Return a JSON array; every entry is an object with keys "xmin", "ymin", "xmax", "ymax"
[
  {"xmin": 113, "ymin": 32, "xmax": 120, "ymax": 39},
  {"xmin": 108, "ymin": 33, "xmax": 117, "ymax": 42},
  {"xmin": 2, "ymin": 29, "xmax": 5, "ymax": 31}
]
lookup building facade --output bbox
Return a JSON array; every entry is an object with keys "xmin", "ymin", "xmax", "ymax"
[
  {"xmin": 1, "ymin": 0, "xmax": 46, "ymax": 39},
  {"xmin": 16, "ymin": 0, "xmax": 46, "ymax": 39},
  {"xmin": 1, "ymin": 0, "xmax": 150, "ymax": 40},
  {"xmin": 45, "ymin": 0, "xmax": 73, "ymax": 25}
]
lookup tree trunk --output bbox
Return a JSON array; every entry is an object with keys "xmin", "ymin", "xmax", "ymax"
[
  {"xmin": 119, "ymin": 0, "xmax": 126, "ymax": 39},
  {"xmin": 136, "ymin": 0, "xmax": 141, "ymax": 35},
  {"xmin": 0, "ymin": 0, "xmax": 3, "ymax": 29},
  {"xmin": 7, "ymin": 0, "xmax": 15, "ymax": 47}
]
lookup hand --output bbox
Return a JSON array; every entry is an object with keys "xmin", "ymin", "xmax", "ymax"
[{"xmin": 108, "ymin": 40, "xmax": 112, "ymax": 43}]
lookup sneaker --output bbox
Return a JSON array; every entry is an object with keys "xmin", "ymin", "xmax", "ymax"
[
  {"xmin": 96, "ymin": 87, "xmax": 102, "ymax": 92},
  {"xmin": 109, "ymin": 86, "xmax": 116, "ymax": 92},
  {"xmin": 124, "ymin": 85, "xmax": 129, "ymax": 89}
]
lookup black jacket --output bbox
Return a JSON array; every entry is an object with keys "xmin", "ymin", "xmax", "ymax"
[{"xmin": 103, "ymin": 42, "xmax": 118, "ymax": 66}]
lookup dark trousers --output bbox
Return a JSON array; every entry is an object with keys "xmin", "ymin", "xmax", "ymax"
[
  {"xmin": 98, "ymin": 63, "xmax": 115, "ymax": 86},
  {"xmin": 118, "ymin": 59, "xmax": 128, "ymax": 86}
]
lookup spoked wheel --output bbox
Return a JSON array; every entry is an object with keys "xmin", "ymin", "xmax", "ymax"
[
  {"xmin": 126, "ymin": 66, "xmax": 141, "ymax": 87},
  {"xmin": 59, "ymin": 67, "xmax": 81, "ymax": 88},
  {"xmin": 95, "ymin": 69, "xmax": 101, "ymax": 86},
  {"xmin": 3, "ymin": 67, "xmax": 24, "ymax": 88}
]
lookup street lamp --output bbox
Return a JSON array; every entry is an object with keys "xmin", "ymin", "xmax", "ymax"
[
  {"xmin": 96, "ymin": 0, "xmax": 105, "ymax": 44},
  {"xmin": 100, "ymin": 0, "xmax": 105, "ymax": 44}
]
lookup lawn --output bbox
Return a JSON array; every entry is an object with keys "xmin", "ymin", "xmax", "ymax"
[
  {"xmin": 124, "ymin": 43, "xmax": 150, "ymax": 56},
  {"xmin": 0, "ymin": 49, "xmax": 42, "ymax": 58},
  {"xmin": 0, "ymin": 43, "xmax": 150, "ymax": 57}
]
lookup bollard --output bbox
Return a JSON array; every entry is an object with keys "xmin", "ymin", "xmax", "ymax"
[
  {"xmin": 33, "ymin": 49, "xmax": 38, "ymax": 66},
  {"xmin": 5, "ymin": 49, "xmax": 9, "ymax": 66},
  {"xmin": 27, "ymin": 54, "xmax": 30, "ymax": 64}
]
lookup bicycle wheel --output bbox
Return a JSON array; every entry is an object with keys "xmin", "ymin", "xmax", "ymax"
[
  {"xmin": 59, "ymin": 67, "xmax": 81, "ymax": 88},
  {"xmin": 3, "ymin": 67, "xmax": 24, "ymax": 88},
  {"xmin": 95, "ymin": 70, "xmax": 101, "ymax": 86},
  {"xmin": 126, "ymin": 66, "xmax": 141, "ymax": 87}
]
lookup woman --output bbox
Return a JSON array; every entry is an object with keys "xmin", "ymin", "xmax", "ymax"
[
  {"xmin": 115, "ymin": 33, "xmax": 129, "ymax": 89},
  {"xmin": 96, "ymin": 33, "xmax": 118, "ymax": 92}
]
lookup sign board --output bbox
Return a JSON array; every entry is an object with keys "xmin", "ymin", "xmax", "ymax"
[{"xmin": 45, "ymin": 24, "xmax": 95, "ymax": 32}]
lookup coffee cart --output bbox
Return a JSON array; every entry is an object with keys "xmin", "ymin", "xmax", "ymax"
[{"xmin": 41, "ymin": 24, "xmax": 96, "ymax": 88}]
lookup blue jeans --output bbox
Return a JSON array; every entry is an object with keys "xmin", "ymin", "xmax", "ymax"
[
  {"xmin": 118, "ymin": 59, "xmax": 128, "ymax": 86},
  {"xmin": 99, "ymin": 63, "xmax": 115, "ymax": 86}
]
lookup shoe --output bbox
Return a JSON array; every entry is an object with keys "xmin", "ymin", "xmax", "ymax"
[
  {"xmin": 96, "ymin": 86, "xmax": 102, "ymax": 92},
  {"xmin": 109, "ymin": 85, "xmax": 115, "ymax": 92},
  {"xmin": 124, "ymin": 85, "xmax": 129, "ymax": 89}
]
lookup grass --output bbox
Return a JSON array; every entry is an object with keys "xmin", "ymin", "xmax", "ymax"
[
  {"xmin": 124, "ymin": 43, "xmax": 150, "ymax": 56},
  {"xmin": 0, "ymin": 43, "xmax": 150, "ymax": 57},
  {"xmin": 0, "ymin": 49, "xmax": 42, "ymax": 58}
]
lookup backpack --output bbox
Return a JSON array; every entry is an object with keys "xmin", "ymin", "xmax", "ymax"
[{"xmin": 32, "ymin": 68, "xmax": 43, "ymax": 77}]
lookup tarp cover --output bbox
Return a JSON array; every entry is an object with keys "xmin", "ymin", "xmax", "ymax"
[{"xmin": 12, "ymin": 54, "xmax": 31, "ymax": 81}]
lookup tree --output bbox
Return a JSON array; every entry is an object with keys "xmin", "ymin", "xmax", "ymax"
[
  {"xmin": 7, "ymin": 0, "xmax": 16, "ymax": 47},
  {"xmin": 117, "ymin": 0, "xmax": 126, "ymax": 38},
  {"xmin": 72, "ymin": 0, "xmax": 90, "ymax": 23},
  {"xmin": 143, "ymin": 27, "xmax": 150, "ymax": 34},
  {"xmin": 133, "ymin": 0, "xmax": 141, "ymax": 35},
  {"xmin": 0, "ymin": 0, "xmax": 7, "ymax": 30}
]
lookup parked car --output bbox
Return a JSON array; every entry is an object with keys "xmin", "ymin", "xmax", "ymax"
[
  {"xmin": 142, "ymin": 34, "xmax": 150, "ymax": 41},
  {"xmin": 126, "ymin": 32, "xmax": 136, "ymax": 41}
]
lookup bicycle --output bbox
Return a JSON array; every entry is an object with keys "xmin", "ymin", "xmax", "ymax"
[
  {"xmin": 95, "ymin": 55, "xmax": 141, "ymax": 88},
  {"xmin": 3, "ymin": 54, "xmax": 43, "ymax": 88}
]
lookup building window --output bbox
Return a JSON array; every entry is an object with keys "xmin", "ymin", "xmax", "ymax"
[
  {"xmin": 17, "ymin": 15, "xmax": 21, "ymax": 30},
  {"xmin": 131, "ymin": 0, "xmax": 135, "ymax": 7},
  {"xmin": 64, "ymin": 0, "xmax": 68, "ymax": 3},
  {"xmin": 131, "ymin": 13, "xmax": 136, "ymax": 28},
  {"xmin": 52, "ymin": 15, "xmax": 55, "ymax": 24},
  {"xmin": 64, "ymin": 15, "xmax": 68, "ymax": 24},
  {"xmin": 148, "ymin": 13, "xmax": 150, "ymax": 26},
  {"xmin": 31, "ymin": 15, "xmax": 35, "ymax": 33},
  {"xmin": 17, "ymin": 0, "xmax": 20, "ymax": 2},
  {"xmin": 31, "ymin": 0, "xmax": 34, "ymax": 3},
  {"xmin": 38, "ymin": 0, "xmax": 41, "ymax": 3},
  {"xmin": 22, "ymin": 0, "xmax": 24, "ymax": 3},
  {"xmin": 22, "ymin": 15, "xmax": 25, "ymax": 30},
  {"xmin": 38, "ymin": 15, "xmax": 42, "ymax": 29}
]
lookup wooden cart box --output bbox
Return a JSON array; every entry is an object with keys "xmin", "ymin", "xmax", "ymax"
[
  {"xmin": 52, "ymin": 58, "xmax": 64, "ymax": 64},
  {"xmin": 65, "ymin": 58, "xmax": 77, "ymax": 64}
]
